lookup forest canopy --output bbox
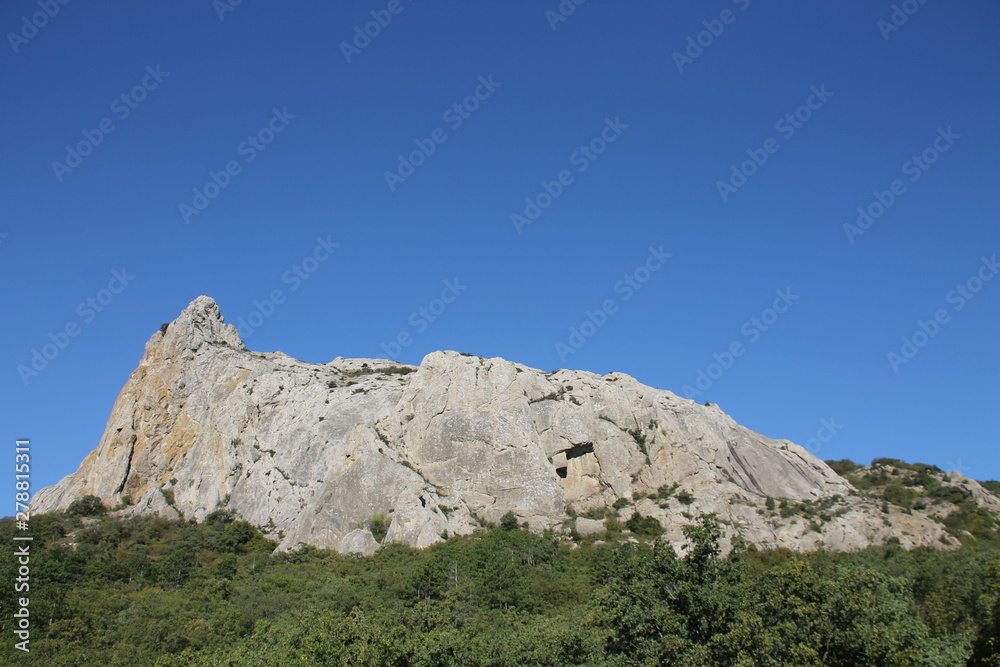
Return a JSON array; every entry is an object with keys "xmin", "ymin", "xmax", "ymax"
[{"xmin": 2, "ymin": 507, "xmax": 999, "ymax": 666}]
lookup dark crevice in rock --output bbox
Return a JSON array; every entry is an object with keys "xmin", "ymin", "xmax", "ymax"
[
  {"xmin": 727, "ymin": 441, "xmax": 763, "ymax": 495},
  {"xmin": 565, "ymin": 442, "xmax": 594, "ymax": 460},
  {"xmin": 115, "ymin": 435, "xmax": 137, "ymax": 495}
]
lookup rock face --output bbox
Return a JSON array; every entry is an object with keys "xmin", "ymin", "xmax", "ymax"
[{"xmin": 32, "ymin": 296, "xmax": 974, "ymax": 553}]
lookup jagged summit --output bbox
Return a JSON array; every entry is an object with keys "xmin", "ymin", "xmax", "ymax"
[
  {"xmin": 32, "ymin": 297, "xmax": 977, "ymax": 554},
  {"xmin": 148, "ymin": 296, "xmax": 245, "ymax": 358}
]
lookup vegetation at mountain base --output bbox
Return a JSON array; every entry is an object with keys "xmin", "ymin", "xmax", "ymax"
[
  {"xmin": 2, "ymin": 502, "xmax": 1000, "ymax": 666},
  {"xmin": 823, "ymin": 458, "xmax": 1000, "ymax": 543}
]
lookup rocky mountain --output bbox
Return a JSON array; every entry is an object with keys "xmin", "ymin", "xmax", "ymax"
[{"xmin": 31, "ymin": 297, "xmax": 997, "ymax": 555}]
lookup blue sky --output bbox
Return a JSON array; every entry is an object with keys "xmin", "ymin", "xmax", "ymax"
[{"xmin": 3, "ymin": 0, "xmax": 999, "ymax": 503}]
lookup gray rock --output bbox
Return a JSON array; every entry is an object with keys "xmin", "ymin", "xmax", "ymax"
[
  {"xmin": 30, "ymin": 296, "xmax": 989, "ymax": 554},
  {"xmin": 339, "ymin": 529, "xmax": 380, "ymax": 556},
  {"xmin": 574, "ymin": 517, "xmax": 607, "ymax": 537}
]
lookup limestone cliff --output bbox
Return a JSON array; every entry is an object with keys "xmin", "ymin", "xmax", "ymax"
[{"xmin": 32, "ymin": 296, "xmax": 982, "ymax": 554}]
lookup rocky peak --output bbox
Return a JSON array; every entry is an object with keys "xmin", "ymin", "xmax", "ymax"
[{"xmin": 143, "ymin": 296, "xmax": 245, "ymax": 363}]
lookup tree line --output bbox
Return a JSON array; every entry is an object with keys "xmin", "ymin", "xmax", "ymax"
[{"xmin": 1, "ymin": 501, "xmax": 998, "ymax": 665}]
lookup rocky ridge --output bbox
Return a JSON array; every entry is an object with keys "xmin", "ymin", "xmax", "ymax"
[{"xmin": 31, "ymin": 297, "xmax": 996, "ymax": 554}]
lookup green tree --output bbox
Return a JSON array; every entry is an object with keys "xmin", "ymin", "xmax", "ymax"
[
  {"xmin": 625, "ymin": 511, "xmax": 664, "ymax": 537},
  {"xmin": 500, "ymin": 511, "xmax": 520, "ymax": 531},
  {"xmin": 596, "ymin": 542, "xmax": 688, "ymax": 665},
  {"xmin": 973, "ymin": 560, "xmax": 1000, "ymax": 665},
  {"xmin": 66, "ymin": 495, "xmax": 107, "ymax": 517}
]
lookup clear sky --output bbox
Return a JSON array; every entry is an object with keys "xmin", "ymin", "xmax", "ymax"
[{"xmin": 3, "ymin": 1, "xmax": 999, "ymax": 504}]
